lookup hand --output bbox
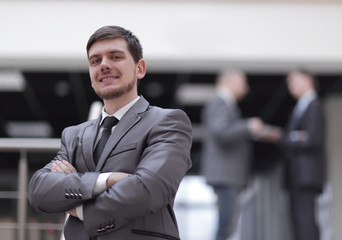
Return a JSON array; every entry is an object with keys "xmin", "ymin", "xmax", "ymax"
[
  {"xmin": 259, "ymin": 125, "xmax": 283, "ymax": 143},
  {"xmin": 289, "ymin": 130, "xmax": 308, "ymax": 142},
  {"xmin": 106, "ymin": 172, "xmax": 132, "ymax": 188},
  {"xmin": 248, "ymin": 117, "xmax": 264, "ymax": 137},
  {"xmin": 51, "ymin": 160, "xmax": 76, "ymax": 173}
]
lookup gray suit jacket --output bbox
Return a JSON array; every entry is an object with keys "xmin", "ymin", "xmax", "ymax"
[
  {"xmin": 201, "ymin": 96, "xmax": 252, "ymax": 188},
  {"xmin": 28, "ymin": 97, "xmax": 192, "ymax": 240}
]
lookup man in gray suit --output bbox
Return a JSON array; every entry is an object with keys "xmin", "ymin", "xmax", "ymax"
[
  {"xmin": 201, "ymin": 70, "xmax": 264, "ymax": 240},
  {"xmin": 28, "ymin": 26, "xmax": 192, "ymax": 240}
]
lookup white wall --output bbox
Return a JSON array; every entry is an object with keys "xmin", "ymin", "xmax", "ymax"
[{"xmin": 0, "ymin": 1, "xmax": 342, "ymax": 72}]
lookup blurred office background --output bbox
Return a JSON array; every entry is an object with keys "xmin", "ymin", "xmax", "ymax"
[{"xmin": 0, "ymin": 0, "xmax": 342, "ymax": 239}]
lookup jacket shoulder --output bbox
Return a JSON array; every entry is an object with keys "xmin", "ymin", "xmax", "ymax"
[
  {"xmin": 62, "ymin": 119, "xmax": 97, "ymax": 136},
  {"xmin": 148, "ymin": 106, "xmax": 190, "ymax": 121}
]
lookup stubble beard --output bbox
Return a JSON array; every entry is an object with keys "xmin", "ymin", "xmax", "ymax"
[{"xmin": 95, "ymin": 77, "xmax": 137, "ymax": 100}]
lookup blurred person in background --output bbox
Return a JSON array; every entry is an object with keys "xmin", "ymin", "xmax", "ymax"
[
  {"xmin": 281, "ymin": 69, "xmax": 327, "ymax": 240},
  {"xmin": 201, "ymin": 69, "xmax": 269, "ymax": 240}
]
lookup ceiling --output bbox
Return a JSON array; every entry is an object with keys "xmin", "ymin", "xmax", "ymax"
[{"xmin": 1, "ymin": 1, "xmax": 342, "ymax": 73}]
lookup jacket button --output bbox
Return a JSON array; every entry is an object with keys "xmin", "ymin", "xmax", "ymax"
[
  {"xmin": 65, "ymin": 193, "xmax": 70, "ymax": 199},
  {"xmin": 97, "ymin": 228, "xmax": 106, "ymax": 233}
]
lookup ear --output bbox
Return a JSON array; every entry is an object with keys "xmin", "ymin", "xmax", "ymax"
[{"xmin": 136, "ymin": 59, "xmax": 146, "ymax": 80}]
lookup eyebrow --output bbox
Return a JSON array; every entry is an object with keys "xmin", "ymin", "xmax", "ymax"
[{"xmin": 88, "ymin": 50, "xmax": 126, "ymax": 60}]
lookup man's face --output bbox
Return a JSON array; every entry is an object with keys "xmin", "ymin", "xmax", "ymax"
[
  {"xmin": 88, "ymin": 38, "xmax": 145, "ymax": 100},
  {"xmin": 287, "ymin": 72, "xmax": 308, "ymax": 100},
  {"xmin": 234, "ymin": 75, "xmax": 249, "ymax": 101}
]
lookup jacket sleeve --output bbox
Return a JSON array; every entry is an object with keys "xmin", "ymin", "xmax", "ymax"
[
  {"xmin": 82, "ymin": 109, "xmax": 192, "ymax": 236},
  {"xmin": 27, "ymin": 128, "xmax": 100, "ymax": 213},
  {"xmin": 204, "ymin": 99, "xmax": 251, "ymax": 145}
]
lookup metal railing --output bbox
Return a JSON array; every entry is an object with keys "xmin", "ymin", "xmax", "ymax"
[
  {"xmin": 0, "ymin": 138, "xmax": 61, "ymax": 240},
  {"xmin": 0, "ymin": 138, "xmax": 333, "ymax": 240},
  {"xmin": 174, "ymin": 164, "xmax": 333, "ymax": 240}
]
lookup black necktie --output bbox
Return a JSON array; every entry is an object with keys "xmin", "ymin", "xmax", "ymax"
[{"xmin": 93, "ymin": 116, "xmax": 119, "ymax": 165}]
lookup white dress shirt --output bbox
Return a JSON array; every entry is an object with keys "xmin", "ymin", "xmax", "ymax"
[
  {"xmin": 289, "ymin": 90, "xmax": 317, "ymax": 142},
  {"xmin": 293, "ymin": 90, "xmax": 317, "ymax": 120}
]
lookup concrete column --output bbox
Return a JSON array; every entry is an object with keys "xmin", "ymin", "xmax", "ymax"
[{"xmin": 325, "ymin": 95, "xmax": 342, "ymax": 240}]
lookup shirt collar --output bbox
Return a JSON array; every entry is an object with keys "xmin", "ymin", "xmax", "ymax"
[
  {"xmin": 100, "ymin": 96, "xmax": 140, "ymax": 125},
  {"xmin": 296, "ymin": 89, "xmax": 317, "ymax": 115}
]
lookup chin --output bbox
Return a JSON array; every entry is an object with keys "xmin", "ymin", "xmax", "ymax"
[{"xmin": 97, "ymin": 88, "xmax": 125, "ymax": 100}]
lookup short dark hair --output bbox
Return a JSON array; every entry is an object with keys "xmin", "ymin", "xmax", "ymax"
[{"xmin": 86, "ymin": 25, "xmax": 143, "ymax": 63}]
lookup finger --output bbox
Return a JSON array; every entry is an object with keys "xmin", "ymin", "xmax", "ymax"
[
  {"xmin": 54, "ymin": 160, "xmax": 74, "ymax": 173},
  {"xmin": 51, "ymin": 162, "xmax": 64, "ymax": 172},
  {"xmin": 51, "ymin": 161, "xmax": 76, "ymax": 173},
  {"xmin": 53, "ymin": 161, "xmax": 67, "ymax": 172},
  {"xmin": 54, "ymin": 161, "xmax": 72, "ymax": 173},
  {"xmin": 61, "ymin": 160, "xmax": 77, "ymax": 173},
  {"xmin": 50, "ymin": 164, "xmax": 57, "ymax": 172}
]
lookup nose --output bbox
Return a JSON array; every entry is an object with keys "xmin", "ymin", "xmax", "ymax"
[{"xmin": 100, "ymin": 58, "xmax": 111, "ymax": 72}]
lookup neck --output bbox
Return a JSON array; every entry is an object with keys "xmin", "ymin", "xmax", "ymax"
[
  {"xmin": 298, "ymin": 87, "xmax": 314, "ymax": 100},
  {"xmin": 103, "ymin": 92, "xmax": 138, "ymax": 115}
]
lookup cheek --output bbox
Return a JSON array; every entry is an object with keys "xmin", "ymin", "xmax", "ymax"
[
  {"xmin": 240, "ymin": 86, "xmax": 247, "ymax": 95},
  {"xmin": 89, "ymin": 69, "xmax": 97, "ymax": 83},
  {"xmin": 290, "ymin": 87, "xmax": 300, "ymax": 97},
  {"xmin": 288, "ymin": 83, "xmax": 296, "ymax": 93}
]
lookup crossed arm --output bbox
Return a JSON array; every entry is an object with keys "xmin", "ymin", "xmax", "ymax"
[
  {"xmin": 28, "ymin": 109, "xmax": 192, "ymax": 235},
  {"xmin": 51, "ymin": 160, "xmax": 130, "ymax": 217}
]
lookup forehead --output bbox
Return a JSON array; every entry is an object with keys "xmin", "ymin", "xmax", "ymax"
[
  {"xmin": 287, "ymin": 72, "xmax": 305, "ymax": 83},
  {"xmin": 88, "ymin": 38, "xmax": 129, "ymax": 57},
  {"xmin": 233, "ymin": 73, "xmax": 246, "ymax": 83}
]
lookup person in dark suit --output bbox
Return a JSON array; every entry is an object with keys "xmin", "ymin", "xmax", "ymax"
[
  {"xmin": 282, "ymin": 69, "xmax": 327, "ymax": 240},
  {"xmin": 27, "ymin": 26, "xmax": 192, "ymax": 240},
  {"xmin": 200, "ymin": 69, "xmax": 265, "ymax": 240}
]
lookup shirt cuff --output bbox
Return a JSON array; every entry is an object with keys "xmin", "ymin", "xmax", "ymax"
[
  {"xmin": 289, "ymin": 131, "xmax": 300, "ymax": 142},
  {"xmin": 76, "ymin": 205, "xmax": 84, "ymax": 221},
  {"xmin": 93, "ymin": 172, "xmax": 112, "ymax": 195}
]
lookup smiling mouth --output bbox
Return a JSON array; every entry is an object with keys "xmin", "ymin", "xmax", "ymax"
[{"xmin": 100, "ymin": 76, "xmax": 119, "ymax": 83}]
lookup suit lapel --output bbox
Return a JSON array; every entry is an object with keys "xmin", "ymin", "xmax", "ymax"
[
  {"xmin": 288, "ymin": 109, "xmax": 299, "ymax": 131},
  {"xmin": 288, "ymin": 98, "xmax": 316, "ymax": 131},
  {"xmin": 82, "ymin": 116, "xmax": 101, "ymax": 171},
  {"xmin": 221, "ymin": 97, "xmax": 240, "ymax": 119},
  {"xmin": 95, "ymin": 97, "xmax": 149, "ymax": 171}
]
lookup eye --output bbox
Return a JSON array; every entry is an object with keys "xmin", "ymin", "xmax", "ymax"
[
  {"xmin": 90, "ymin": 58, "xmax": 100, "ymax": 65},
  {"xmin": 111, "ymin": 54, "xmax": 124, "ymax": 60}
]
